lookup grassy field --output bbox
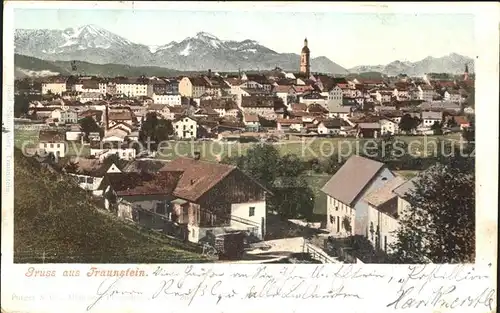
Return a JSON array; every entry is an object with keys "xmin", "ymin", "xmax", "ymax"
[
  {"xmin": 154, "ymin": 134, "xmax": 462, "ymax": 161},
  {"xmin": 15, "ymin": 128, "xmax": 461, "ymax": 162}
]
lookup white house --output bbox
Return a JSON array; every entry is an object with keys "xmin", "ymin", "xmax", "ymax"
[
  {"xmin": 79, "ymin": 92, "xmax": 103, "ymax": 103},
  {"xmin": 41, "ymin": 79, "xmax": 67, "ymax": 95},
  {"xmin": 420, "ymin": 111, "xmax": 443, "ymax": 130},
  {"xmin": 60, "ymin": 109, "xmax": 78, "ymax": 125},
  {"xmin": 379, "ymin": 118, "xmax": 400, "ymax": 135},
  {"xmin": 327, "ymin": 86, "xmax": 343, "ymax": 106},
  {"xmin": 153, "ymin": 93, "xmax": 182, "ymax": 106},
  {"xmin": 65, "ymin": 158, "xmax": 122, "ymax": 196},
  {"xmin": 115, "ymin": 78, "xmax": 148, "ymax": 97},
  {"xmin": 65, "ymin": 124, "xmax": 84, "ymax": 141},
  {"xmin": 173, "ymin": 116, "xmax": 198, "ymax": 139},
  {"xmin": 90, "ymin": 141, "xmax": 137, "ymax": 160},
  {"xmin": 38, "ymin": 130, "xmax": 66, "ymax": 158},
  {"xmin": 321, "ymin": 155, "xmax": 396, "ymax": 237},
  {"xmin": 362, "ymin": 176, "xmax": 407, "ymax": 253},
  {"xmin": 317, "ymin": 118, "xmax": 342, "ymax": 136},
  {"xmin": 102, "ymin": 128, "xmax": 129, "ymax": 142},
  {"xmin": 327, "ymin": 104, "xmax": 351, "ymax": 120}
]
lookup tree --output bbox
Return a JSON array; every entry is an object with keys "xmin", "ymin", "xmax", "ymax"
[
  {"xmin": 390, "ymin": 155, "xmax": 475, "ymax": 263},
  {"xmin": 139, "ymin": 112, "xmax": 174, "ymax": 150},
  {"xmin": 342, "ymin": 216, "xmax": 352, "ymax": 235},
  {"xmin": 79, "ymin": 116, "xmax": 103, "ymax": 140},
  {"xmin": 431, "ymin": 121, "xmax": 443, "ymax": 135},
  {"xmin": 399, "ymin": 114, "xmax": 420, "ymax": 134}
]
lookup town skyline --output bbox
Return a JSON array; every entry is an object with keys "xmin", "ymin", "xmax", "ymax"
[{"xmin": 14, "ymin": 9, "xmax": 475, "ymax": 68}]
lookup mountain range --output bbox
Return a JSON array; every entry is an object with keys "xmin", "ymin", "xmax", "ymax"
[
  {"xmin": 14, "ymin": 24, "xmax": 474, "ymax": 77},
  {"xmin": 14, "ymin": 24, "xmax": 348, "ymax": 74},
  {"xmin": 348, "ymin": 54, "xmax": 474, "ymax": 77}
]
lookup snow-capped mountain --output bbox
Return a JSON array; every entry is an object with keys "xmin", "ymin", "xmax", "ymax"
[
  {"xmin": 14, "ymin": 25, "xmax": 348, "ymax": 74},
  {"xmin": 349, "ymin": 53, "xmax": 474, "ymax": 76}
]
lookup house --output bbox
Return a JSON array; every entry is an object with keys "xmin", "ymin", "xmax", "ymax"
[
  {"xmin": 362, "ymin": 176, "xmax": 407, "ymax": 253},
  {"xmin": 60, "ymin": 108, "xmax": 78, "ymax": 125},
  {"xmin": 179, "ymin": 77, "xmax": 208, "ymax": 98},
  {"xmin": 89, "ymin": 141, "xmax": 137, "ymax": 161},
  {"xmin": 243, "ymin": 114, "xmax": 260, "ymax": 130},
  {"xmin": 173, "ymin": 115, "xmax": 198, "ymax": 139},
  {"xmin": 38, "ymin": 130, "xmax": 66, "ymax": 158},
  {"xmin": 321, "ymin": 155, "xmax": 396, "ymax": 238},
  {"xmin": 148, "ymin": 104, "xmax": 174, "ymax": 120},
  {"xmin": 326, "ymin": 85, "xmax": 343, "ymax": 107},
  {"xmin": 420, "ymin": 111, "xmax": 443, "ymax": 130},
  {"xmin": 417, "ymin": 84, "xmax": 437, "ymax": 102},
  {"xmin": 241, "ymin": 96, "xmax": 277, "ymax": 119},
  {"xmin": 65, "ymin": 124, "xmax": 84, "ymax": 141},
  {"xmin": 153, "ymin": 93, "xmax": 182, "ymax": 106},
  {"xmin": 276, "ymin": 118, "xmax": 303, "ymax": 132},
  {"xmin": 78, "ymin": 92, "xmax": 103, "ymax": 103},
  {"xmin": 107, "ymin": 110, "xmax": 136, "ymax": 129},
  {"xmin": 379, "ymin": 118, "xmax": 400, "ymax": 136},
  {"xmin": 41, "ymin": 77, "xmax": 67, "ymax": 95},
  {"xmin": 114, "ymin": 77, "xmax": 149, "ymax": 97},
  {"xmin": 101, "ymin": 171, "xmax": 183, "ymax": 228},
  {"xmin": 419, "ymin": 101, "xmax": 461, "ymax": 113},
  {"xmin": 147, "ymin": 78, "xmax": 167, "ymax": 97},
  {"xmin": 63, "ymin": 157, "xmax": 122, "ymax": 197},
  {"xmin": 273, "ymin": 85, "xmax": 297, "ymax": 109},
  {"xmin": 159, "ymin": 156, "xmax": 270, "ymax": 243},
  {"xmin": 102, "ymin": 128, "xmax": 129, "ymax": 142},
  {"xmin": 299, "ymin": 93, "xmax": 328, "ymax": 106},
  {"xmin": 327, "ymin": 104, "xmax": 351, "ymax": 119},
  {"xmin": 317, "ymin": 118, "xmax": 342, "ymax": 136},
  {"xmin": 357, "ymin": 122, "xmax": 381, "ymax": 138}
]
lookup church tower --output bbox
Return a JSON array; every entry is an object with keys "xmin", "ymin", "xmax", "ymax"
[
  {"xmin": 300, "ymin": 38, "xmax": 311, "ymax": 77},
  {"xmin": 464, "ymin": 63, "xmax": 469, "ymax": 81}
]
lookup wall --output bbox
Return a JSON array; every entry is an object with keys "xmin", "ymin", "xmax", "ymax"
[
  {"xmin": 38, "ymin": 142, "xmax": 66, "ymax": 157},
  {"xmin": 230, "ymin": 200, "xmax": 266, "ymax": 239},
  {"xmin": 90, "ymin": 148, "xmax": 136, "ymax": 160},
  {"xmin": 68, "ymin": 174, "xmax": 104, "ymax": 192},
  {"xmin": 354, "ymin": 167, "xmax": 395, "ymax": 236},
  {"xmin": 366, "ymin": 201, "xmax": 400, "ymax": 253},
  {"xmin": 173, "ymin": 117, "xmax": 198, "ymax": 139},
  {"xmin": 42, "ymin": 83, "xmax": 66, "ymax": 95},
  {"xmin": 326, "ymin": 195, "xmax": 355, "ymax": 237}
]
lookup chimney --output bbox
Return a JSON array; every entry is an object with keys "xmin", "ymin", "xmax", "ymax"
[
  {"xmin": 193, "ymin": 151, "xmax": 201, "ymax": 160},
  {"xmin": 208, "ymin": 69, "xmax": 212, "ymax": 78}
]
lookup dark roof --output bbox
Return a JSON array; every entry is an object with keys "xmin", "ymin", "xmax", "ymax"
[
  {"xmin": 241, "ymin": 96, "xmax": 276, "ymax": 108},
  {"xmin": 39, "ymin": 130, "xmax": 65, "ymax": 142},
  {"xmin": 63, "ymin": 158, "xmax": 119, "ymax": 177},
  {"xmin": 321, "ymin": 155, "xmax": 387, "ymax": 206},
  {"xmin": 321, "ymin": 118, "xmax": 342, "ymax": 128},
  {"xmin": 103, "ymin": 171, "xmax": 183, "ymax": 196}
]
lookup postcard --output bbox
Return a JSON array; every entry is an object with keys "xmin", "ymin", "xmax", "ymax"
[{"xmin": 2, "ymin": 2, "xmax": 498, "ymax": 313}]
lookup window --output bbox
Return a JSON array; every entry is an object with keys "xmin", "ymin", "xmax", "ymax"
[
  {"xmin": 78, "ymin": 176, "xmax": 86, "ymax": 183},
  {"xmin": 330, "ymin": 215, "xmax": 334, "ymax": 224},
  {"xmin": 86, "ymin": 177, "xmax": 94, "ymax": 184},
  {"xmin": 56, "ymin": 144, "xmax": 60, "ymax": 148},
  {"xmin": 50, "ymin": 144, "xmax": 54, "ymax": 148},
  {"xmin": 249, "ymin": 207, "xmax": 255, "ymax": 217},
  {"xmin": 335, "ymin": 206, "xmax": 339, "ymax": 211}
]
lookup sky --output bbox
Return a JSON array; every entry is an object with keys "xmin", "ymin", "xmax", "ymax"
[{"xmin": 14, "ymin": 8, "xmax": 475, "ymax": 68}]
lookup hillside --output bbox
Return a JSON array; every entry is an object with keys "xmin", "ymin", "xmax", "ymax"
[
  {"xmin": 13, "ymin": 148, "xmax": 209, "ymax": 263},
  {"xmin": 15, "ymin": 54, "xmax": 183, "ymax": 79}
]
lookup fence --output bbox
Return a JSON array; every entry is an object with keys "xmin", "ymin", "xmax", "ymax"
[{"xmin": 303, "ymin": 242, "xmax": 339, "ymax": 263}]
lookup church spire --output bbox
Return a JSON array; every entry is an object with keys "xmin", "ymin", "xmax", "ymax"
[{"xmin": 304, "ymin": 38, "xmax": 308, "ymax": 47}]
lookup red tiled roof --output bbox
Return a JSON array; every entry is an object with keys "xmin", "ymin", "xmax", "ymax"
[
  {"xmin": 244, "ymin": 114, "xmax": 259, "ymax": 123},
  {"xmin": 291, "ymin": 103, "xmax": 307, "ymax": 111},
  {"xmin": 277, "ymin": 118, "xmax": 302, "ymax": 125},
  {"xmin": 159, "ymin": 157, "xmax": 236, "ymax": 202}
]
